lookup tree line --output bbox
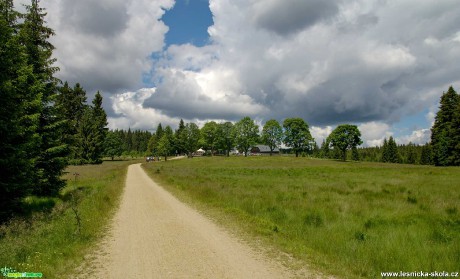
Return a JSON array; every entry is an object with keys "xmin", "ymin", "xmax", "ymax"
[
  {"xmin": 1, "ymin": 1, "xmax": 107, "ymax": 223},
  {"xmin": 117, "ymin": 117, "xmax": 361, "ymax": 161}
]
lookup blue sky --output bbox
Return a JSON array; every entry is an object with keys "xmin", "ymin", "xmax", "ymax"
[
  {"xmin": 162, "ymin": 0, "xmax": 213, "ymax": 47},
  {"xmin": 36, "ymin": 0, "xmax": 460, "ymax": 146}
]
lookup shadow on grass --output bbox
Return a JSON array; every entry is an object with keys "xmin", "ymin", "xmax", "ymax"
[{"xmin": 21, "ymin": 196, "xmax": 58, "ymax": 217}]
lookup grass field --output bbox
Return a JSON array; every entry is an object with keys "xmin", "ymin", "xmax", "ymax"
[
  {"xmin": 142, "ymin": 156, "xmax": 460, "ymax": 278},
  {"xmin": 0, "ymin": 159, "xmax": 139, "ymax": 278}
]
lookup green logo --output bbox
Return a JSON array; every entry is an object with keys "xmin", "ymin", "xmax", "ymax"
[{"xmin": 1, "ymin": 267, "xmax": 42, "ymax": 278}]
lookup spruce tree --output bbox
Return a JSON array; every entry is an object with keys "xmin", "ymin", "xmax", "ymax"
[
  {"xmin": 420, "ymin": 143, "xmax": 433, "ymax": 165},
  {"xmin": 387, "ymin": 136, "xmax": 400, "ymax": 163},
  {"xmin": 174, "ymin": 119, "xmax": 186, "ymax": 155},
  {"xmin": 56, "ymin": 82, "xmax": 88, "ymax": 160},
  {"xmin": 74, "ymin": 92, "xmax": 107, "ymax": 164},
  {"xmin": 381, "ymin": 138, "xmax": 389, "ymax": 162},
  {"xmin": 452, "ymin": 99, "xmax": 460, "ymax": 165},
  {"xmin": 431, "ymin": 86, "xmax": 459, "ymax": 166},
  {"xmin": 0, "ymin": 0, "xmax": 40, "ymax": 220},
  {"xmin": 90, "ymin": 91, "xmax": 108, "ymax": 163},
  {"xmin": 20, "ymin": 0, "xmax": 67, "ymax": 196}
]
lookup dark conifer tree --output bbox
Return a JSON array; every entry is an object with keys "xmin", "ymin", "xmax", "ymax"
[
  {"xmin": 381, "ymin": 138, "xmax": 389, "ymax": 162},
  {"xmin": 20, "ymin": 0, "xmax": 67, "ymax": 196},
  {"xmin": 420, "ymin": 143, "xmax": 433, "ymax": 165},
  {"xmin": 174, "ymin": 119, "xmax": 186, "ymax": 155},
  {"xmin": 431, "ymin": 86, "xmax": 459, "ymax": 166},
  {"xmin": 56, "ymin": 82, "xmax": 88, "ymax": 160},
  {"xmin": 387, "ymin": 137, "xmax": 400, "ymax": 163},
  {"xmin": 0, "ymin": 0, "xmax": 40, "ymax": 220},
  {"xmin": 89, "ymin": 91, "xmax": 108, "ymax": 163}
]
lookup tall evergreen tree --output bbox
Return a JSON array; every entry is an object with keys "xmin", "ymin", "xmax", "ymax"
[
  {"xmin": 420, "ymin": 143, "xmax": 433, "ymax": 165},
  {"xmin": 381, "ymin": 138, "xmax": 389, "ymax": 162},
  {"xmin": 75, "ymin": 92, "xmax": 107, "ymax": 164},
  {"xmin": 451, "ymin": 99, "xmax": 460, "ymax": 165},
  {"xmin": 0, "ymin": 0, "xmax": 40, "ymax": 220},
  {"xmin": 89, "ymin": 91, "xmax": 108, "ymax": 163},
  {"xmin": 56, "ymin": 82, "xmax": 88, "ymax": 159},
  {"xmin": 174, "ymin": 119, "xmax": 186, "ymax": 155},
  {"xmin": 20, "ymin": 0, "xmax": 67, "ymax": 196},
  {"xmin": 387, "ymin": 136, "xmax": 400, "ymax": 163},
  {"xmin": 431, "ymin": 86, "xmax": 459, "ymax": 166}
]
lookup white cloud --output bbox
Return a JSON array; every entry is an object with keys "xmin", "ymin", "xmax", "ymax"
[
  {"xmin": 396, "ymin": 129, "xmax": 431, "ymax": 145},
  {"xmin": 363, "ymin": 44, "xmax": 416, "ymax": 69},
  {"xmin": 41, "ymin": 0, "xmax": 174, "ymax": 93},
  {"xmin": 310, "ymin": 126, "xmax": 333, "ymax": 145},
  {"xmin": 358, "ymin": 122, "xmax": 392, "ymax": 147},
  {"xmin": 109, "ymin": 89, "xmax": 180, "ymax": 131}
]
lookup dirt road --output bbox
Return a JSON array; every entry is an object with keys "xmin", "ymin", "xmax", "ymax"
[{"xmin": 89, "ymin": 163, "xmax": 291, "ymax": 278}]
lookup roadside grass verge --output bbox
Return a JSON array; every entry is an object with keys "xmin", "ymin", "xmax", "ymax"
[
  {"xmin": 142, "ymin": 157, "xmax": 460, "ymax": 278},
  {"xmin": 0, "ymin": 159, "xmax": 139, "ymax": 278}
]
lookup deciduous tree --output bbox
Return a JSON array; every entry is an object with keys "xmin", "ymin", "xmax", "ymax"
[
  {"xmin": 327, "ymin": 124, "xmax": 362, "ymax": 161},
  {"xmin": 181, "ymin": 122, "xmax": 201, "ymax": 158},
  {"xmin": 283, "ymin": 118, "xmax": 313, "ymax": 157},
  {"xmin": 201, "ymin": 121, "xmax": 219, "ymax": 155},
  {"xmin": 234, "ymin": 117, "xmax": 259, "ymax": 157},
  {"xmin": 261, "ymin": 119, "xmax": 283, "ymax": 156},
  {"xmin": 217, "ymin": 122, "xmax": 234, "ymax": 157}
]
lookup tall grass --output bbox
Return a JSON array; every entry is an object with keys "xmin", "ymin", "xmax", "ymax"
[
  {"xmin": 0, "ymin": 159, "xmax": 139, "ymax": 278},
  {"xmin": 143, "ymin": 157, "xmax": 460, "ymax": 278}
]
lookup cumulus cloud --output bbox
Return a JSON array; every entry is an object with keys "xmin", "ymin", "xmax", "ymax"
[
  {"xmin": 396, "ymin": 129, "xmax": 431, "ymax": 145},
  {"xmin": 310, "ymin": 126, "xmax": 333, "ymax": 145},
  {"xmin": 358, "ymin": 122, "xmax": 392, "ymax": 147},
  {"xmin": 108, "ymin": 88, "xmax": 180, "ymax": 130},
  {"xmin": 40, "ymin": 0, "xmax": 174, "ymax": 93},
  {"xmin": 141, "ymin": 0, "xmax": 460, "ymax": 128},
  {"xmin": 29, "ymin": 0, "xmax": 460, "ymax": 138}
]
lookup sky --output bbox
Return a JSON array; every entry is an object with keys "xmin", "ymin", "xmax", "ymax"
[{"xmin": 17, "ymin": 0, "xmax": 460, "ymax": 146}]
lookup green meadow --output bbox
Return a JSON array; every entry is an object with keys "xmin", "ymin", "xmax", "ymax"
[
  {"xmin": 143, "ymin": 157, "xmax": 460, "ymax": 278},
  {"xmin": 0, "ymin": 159, "xmax": 139, "ymax": 279}
]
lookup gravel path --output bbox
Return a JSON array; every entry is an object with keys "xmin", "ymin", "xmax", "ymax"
[{"xmin": 90, "ymin": 163, "xmax": 291, "ymax": 278}]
